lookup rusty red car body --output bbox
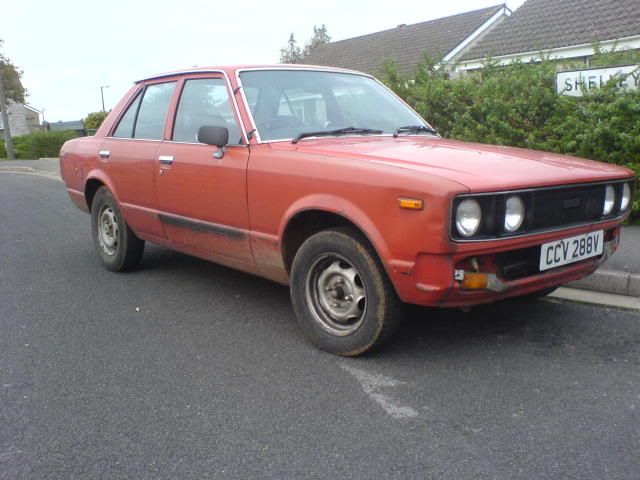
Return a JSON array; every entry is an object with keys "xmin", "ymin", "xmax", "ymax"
[{"xmin": 60, "ymin": 65, "xmax": 635, "ymax": 354}]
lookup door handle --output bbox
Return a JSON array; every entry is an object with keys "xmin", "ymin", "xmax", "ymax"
[
  {"xmin": 99, "ymin": 150, "xmax": 110, "ymax": 159},
  {"xmin": 158, "ymin": 155, "xmax": 174, "ymax": 165}
]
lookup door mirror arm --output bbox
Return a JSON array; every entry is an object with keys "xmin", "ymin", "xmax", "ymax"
[{"xmin": 213, "ymin": 147, "xmax": 225, "ymax": 159}]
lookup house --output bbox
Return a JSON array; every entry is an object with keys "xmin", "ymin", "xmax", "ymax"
[
  {"xmin": 44, "ymin": 120, "xmax": 86, "ymax": 136},
  {"xmin": 457, "ymin": 0, "xmax": 640, "ymax": 71},
  {"xmin": 0, "ymin": 101, "xmax": 41, "ymax": 137},
  {"xmin": 302, "ymin": 5, "xmax": 511, "ymax": 76}
]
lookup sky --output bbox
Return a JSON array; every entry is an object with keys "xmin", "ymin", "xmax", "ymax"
[{"xmin": 3, "ymin": 0, "xmax": 526, "ymax": 122}]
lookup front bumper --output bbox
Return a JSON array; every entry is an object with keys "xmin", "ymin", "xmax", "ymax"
[{"xmin": 390, "ymin": 222, "xmax": 622, "ymax": 308}]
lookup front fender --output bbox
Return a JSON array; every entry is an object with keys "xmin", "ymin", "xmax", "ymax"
[{"xmin": 278, "ymin": 193, "xmax": 394, "ymax": 268}]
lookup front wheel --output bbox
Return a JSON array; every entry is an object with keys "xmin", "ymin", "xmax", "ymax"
[
  {"xmin": 91, "ymin": 186, "xmax": 145, "ymax": 272},
  {"xmin": 290, "ymin": 228, "xmax": 403, "ymax": 356}
]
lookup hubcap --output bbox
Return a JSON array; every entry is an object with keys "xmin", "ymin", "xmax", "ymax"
[
  {"xmin": 305, "ymin": 254, "xmax": 367, "ymax": 336},
  {"xmin": 97, "ymin": 206, "xmax": 119, "ymax": 256}
]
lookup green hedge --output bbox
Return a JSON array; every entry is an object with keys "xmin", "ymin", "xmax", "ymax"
[
  {"xmin": 378, "ymin": 53, "xmax": 640, "ymax": 222},
  {"xmin": 0, "ymin": 130, "xmax": 78, "ymax": 160}
]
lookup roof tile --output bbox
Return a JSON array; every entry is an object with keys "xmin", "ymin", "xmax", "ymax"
[
  {"xmin": 302, "ymin": 5, "xmax": 505, "ymax": 76},
  {"xmin": 462, "ymin": 0, "xmax": 640, "ymax": 61}
]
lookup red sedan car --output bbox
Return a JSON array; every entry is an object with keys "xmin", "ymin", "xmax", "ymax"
[{"xmin": 60, "ymin": 65, "xmax": 635, "ymax": 355}]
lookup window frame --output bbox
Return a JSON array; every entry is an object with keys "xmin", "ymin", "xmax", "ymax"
[
  {"xmin": 108, "ymin": 78, "xmax": 178, "ymax": 141},
  {"xmin": 235, "ymin": 67, "xmax": 433, "ymax": 144},
  {"xmin": 169, "ymin": 74, "xmax": 246, "ymax": 146},
  {"xmin": 109, "ymin": 87, "xmax": 143, "ymax": 139}
]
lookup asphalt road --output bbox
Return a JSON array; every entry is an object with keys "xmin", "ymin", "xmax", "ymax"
[{"xmin": 2, "ymin": 172, "xmax": 640, "ymax": 480}]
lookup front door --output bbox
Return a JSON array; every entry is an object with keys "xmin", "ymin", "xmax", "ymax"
[
  {"xmin": 154, "ymin": 75, "xmax": 253, "ymax": 264},
  {"xmin": 100, "ymin": 80, "xmax": 177, "ymax": 238}
]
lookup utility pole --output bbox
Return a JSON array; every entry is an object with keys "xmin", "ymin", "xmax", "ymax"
[
  {"xmin": 0, "ymin": 63, "xmax": 16, "ymax": 160},
  {"xmin": 100, "ymin": 85, "xmax": 109, "ymax": 113}
]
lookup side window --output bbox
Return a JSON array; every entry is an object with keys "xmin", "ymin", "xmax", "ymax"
[
  {"xmin": 173, "ymin": 78, "xmax": 242, "ymax": 145},
  {"xmin": 133, "ymin": 82, "xmax": 176, "ymax": 140},
  {"xmin": 112, "ymin": 93, "xmax": 142, "ymax": 138}
]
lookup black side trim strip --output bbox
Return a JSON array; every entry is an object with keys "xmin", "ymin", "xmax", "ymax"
[{"xmin": 158, "ymin": 213, "xmax": 245, "ymax": 240}]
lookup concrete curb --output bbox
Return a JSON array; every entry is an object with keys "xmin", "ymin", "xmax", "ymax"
[
  {"xmin": 0, "ymin": 166, "xmax": 62, "ymax": 180},
  {"xmin": 568, "ymin": 269, "xmax": 640, "ymax": 298},
  {"xmin": 0, "ymin": 166, "xmax": 35, "ymax": 173},
  {"xmin": 549, "ymin": 287, "xmax": 640, "ymax": 311}
]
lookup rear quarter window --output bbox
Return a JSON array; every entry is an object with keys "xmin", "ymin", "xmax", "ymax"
[{"xmin": 112, "ymin": 93, "xmax": 142, "ymax": 138}]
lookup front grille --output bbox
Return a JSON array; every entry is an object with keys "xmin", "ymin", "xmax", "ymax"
[
  {"xmin": 530, "ymin": 184, "xmax": 604, "ymax": 230},
  {"xmin": 451, "ymin": 179, "xmax": 634, "ymax": 241}
]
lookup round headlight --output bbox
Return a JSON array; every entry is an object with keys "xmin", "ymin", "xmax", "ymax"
[
  {"xmin": 621, "ymin": 182, "xmax": 632, "ymax": 211},
  {"xmin": 603, "ymin": 185, "xmax": 616, "ymax": 215},
  {"xmin": 456, "ymin": 199, "xmax": 482, "ymax": 237},
  {"xmin": 504, "ymin": 195, "xmax": 525, "ymax": 232}
]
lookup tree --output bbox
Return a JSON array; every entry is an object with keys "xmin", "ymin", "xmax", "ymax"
[
  {"xmin": 279, "ymin": 25, "xmax": 331, "ymax": 63},
  {"xmin": 0, "ymin": 40, "xmax": 26, "ymax": 104},
  {"xmin": 83, "ymin": 111, "xmax": 109, "ymax": 130},
  {"xmin": 280, "ymin": 34, "xmax": 302, "ymax": 64},
  {"xmin": 302, "ymin": 24, "xmax": 331, "ymax": 57},
  {"xmin": 0, "ymin": 39, "xmax": 26, "ymax": 160}
]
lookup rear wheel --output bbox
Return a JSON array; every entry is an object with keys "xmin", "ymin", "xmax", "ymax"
[
  {"xmin": 91, "ymin": 186, "xmax": 145, "ymax": 272},
  {"xmin": 290, "ymin": 228, "xmax": 402, "ymax": 356}
]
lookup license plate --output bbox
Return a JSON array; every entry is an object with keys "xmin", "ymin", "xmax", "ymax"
[{"xmin": 539, "ymin": 230, "xmax": 604, "ymax": 271}]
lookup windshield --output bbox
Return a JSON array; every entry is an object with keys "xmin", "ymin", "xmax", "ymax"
[{"xmin": 238, "ymin": 69, "xmax": 428, "ymax": 142}]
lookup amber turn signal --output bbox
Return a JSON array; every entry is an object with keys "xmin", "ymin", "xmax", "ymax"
[
  {"xmin": 461, "ymin": 273, "xmax": 489, "ymax": 290},
  {"xmin": 398, "ymin": 197, "xmax": 424, "ymax": 210}
]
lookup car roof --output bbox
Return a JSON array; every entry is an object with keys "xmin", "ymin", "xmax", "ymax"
[{"xmin": 135, "ymin": 64, "xmax": 370, "ymax": 83}]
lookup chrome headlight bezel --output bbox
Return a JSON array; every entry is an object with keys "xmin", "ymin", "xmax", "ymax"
[{"xmin": 455, "ymin": 199, "xmax": 482, "ymax": 238}]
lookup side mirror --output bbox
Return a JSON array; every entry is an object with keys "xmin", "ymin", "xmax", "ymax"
[{"xmin": 197, "ymin": 126, "xmax": 229, "ymax": 158}]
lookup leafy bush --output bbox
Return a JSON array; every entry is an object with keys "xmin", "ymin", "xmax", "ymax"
[
  {"xmin": 83, "ymin": 111, "xmax": 108, "ymax": 130},
  {"xmin": 378, "ymin": 51, "xmax": 640, "ymax": 222},
  {"xmin": 0, "ymin": 130, "xmax": 78, "ymax": 159}
]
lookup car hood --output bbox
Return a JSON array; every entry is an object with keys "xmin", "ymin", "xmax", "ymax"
[{"xmin": 284, "ymin": 136, "xmax": 631, "ymax": 191}]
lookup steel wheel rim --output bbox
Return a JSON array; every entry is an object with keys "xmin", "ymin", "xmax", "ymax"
[
  {"xmin": 304, "ymin": 253, "xmax": 367, "ymax": 336},
  {"xmin": 97, "ymin": 205, "xmax": 119, "ymax": 256}
]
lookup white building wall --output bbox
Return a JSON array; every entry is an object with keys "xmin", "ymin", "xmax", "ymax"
[{"xmin": 0, "ymin": 101, "xmax": 41, "ymax": 136}]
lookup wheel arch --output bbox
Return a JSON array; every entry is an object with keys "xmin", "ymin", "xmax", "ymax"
[
  {"xmin": 83, "ymin": 171, "xmax": 119, "ymax": 212},
  {"xmin": 279, "ymin": 196, "xmax": 393, "ymax": 276}
]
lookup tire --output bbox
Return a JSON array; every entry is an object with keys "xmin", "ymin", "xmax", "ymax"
[
  {"xmin": 290, "ymin": 228, "xmax": 403, "ymax": 356},
  {"xmin": 91, "ymin": 186, "xmax": 145, "ymax": 272}
]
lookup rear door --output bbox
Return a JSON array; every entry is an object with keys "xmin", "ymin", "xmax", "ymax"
[
  {"xmin": 100, "ymin": 80, "xmax": 177, "ymax": 238},
  {"xmin": 154, "ymin": 74, "xmax": 253, "ymax": 263}
]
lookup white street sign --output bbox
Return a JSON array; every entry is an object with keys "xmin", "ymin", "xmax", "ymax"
[{"xmin": 556, "ymin": 65, "xmax": 640, "ymax": 96}]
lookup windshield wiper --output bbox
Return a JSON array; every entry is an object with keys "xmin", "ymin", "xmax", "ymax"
[
  {"xmin": 393, "ymin": 125, "xmax": 439, "ymax": 138},
  {"xmin": 292, "ymin": 127, "xmax": 383, "ymax": 144}
]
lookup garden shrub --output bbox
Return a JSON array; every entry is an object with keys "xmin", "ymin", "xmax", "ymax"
[
  {"xmin": 0, "ymin": 130, "xmax": 78, "ymax": 160},
  {"xmin": 378, "ymin": 51, "xmax": 640, "ymax": 222}
]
